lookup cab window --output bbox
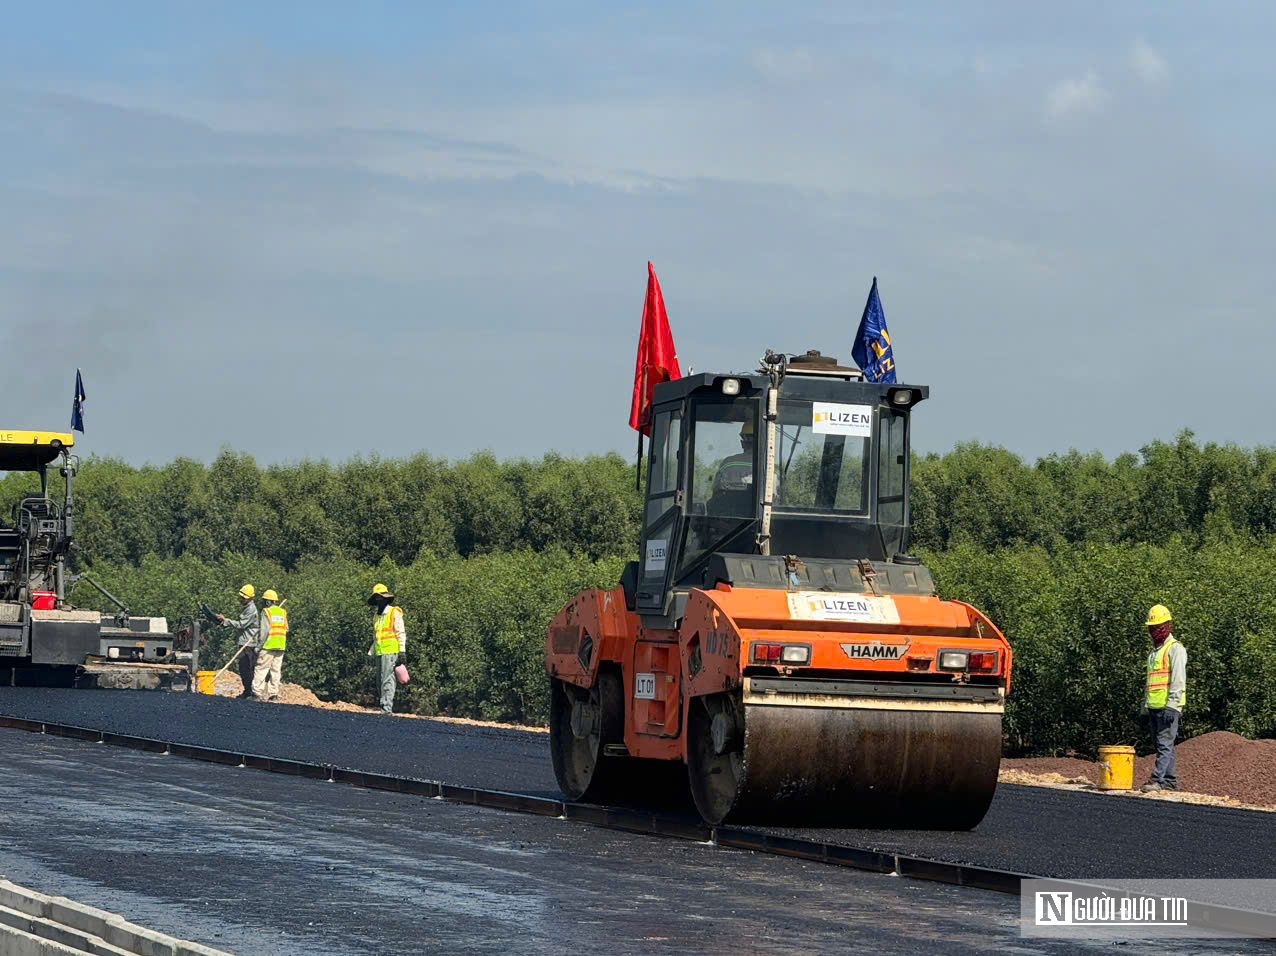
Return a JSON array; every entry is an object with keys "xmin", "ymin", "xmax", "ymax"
[
  {"xmin": 689, "ymin": 402, "xmax": 757, "ymax": 519},
  {"xmin": 645, "ymin": 409, "xmax": 682, "ymax": 525},
  {"xmin": 878, "ymin": 410, "xmax": 907, "ymax": 553},
  {"xmin": 679, "ymin": 399, "xmax": 759, "ymax": 578},
  {"xmin": 774, "ymin": 401, "xmax": 870, "ymax": 514}
]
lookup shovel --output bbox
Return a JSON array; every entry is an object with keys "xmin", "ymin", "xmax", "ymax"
[
  {"xmin": 212, "ymin": 643, "xmax": 250, "ymax": 683},
  {"xmin": 211, "ymin": 598, "xmax": 287, "ymax": 684}
]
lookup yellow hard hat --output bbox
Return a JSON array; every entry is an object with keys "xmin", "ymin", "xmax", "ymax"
[
  {"xmin": 740, "ymin": 420, "xmax": 755, "ymax": 437},
  {"xmin": 238, "ymin": 584, "xmax": 255, "ymax": 599},
  {"xmin": 368, "ymin": 583, "xmax": 395, "ymax": 604},
  {"xmin": 262, "ymin": 589, "xmax": 279, "ymax": 602},
  {"xmin": 1146, "ymin": 604, "xmax": 1172, "ymax": 627}
]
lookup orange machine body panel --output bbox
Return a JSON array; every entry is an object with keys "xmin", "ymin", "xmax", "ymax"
[{"xmin": 545, "ymin": 584, "xmax": 1013, "ymax": 764}]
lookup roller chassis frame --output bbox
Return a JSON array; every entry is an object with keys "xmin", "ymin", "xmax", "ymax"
[{"xmin": 547, "ymin": 579, "xmax": 1012, "ymax": 827}]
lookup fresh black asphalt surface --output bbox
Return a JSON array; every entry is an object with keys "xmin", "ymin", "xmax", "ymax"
[
  {"xmin": 1, "ymin": 730, "xmax": 1260, "ymax": 956},
  {"xmin": 1, "ymin": 688, "xmax": 1274, "ymax": 883}
]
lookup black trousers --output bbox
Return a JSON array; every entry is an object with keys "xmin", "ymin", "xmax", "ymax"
[{"xmin": 238, "ymin": 645, "xmax": 259, "ymax": 696}]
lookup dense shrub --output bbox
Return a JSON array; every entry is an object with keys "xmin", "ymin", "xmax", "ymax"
[
  {"xmin": 78, "ymin": 549, "xmax": 622, "ymax": 724},
  {"xmin": 927, "ymin": 540, "xmax": 1276, "ymax": 754}
]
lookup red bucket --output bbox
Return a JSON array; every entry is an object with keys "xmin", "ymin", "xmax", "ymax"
[{"xmin": 30, "ymin": 591, "xmax": 56, "ymax": 610}]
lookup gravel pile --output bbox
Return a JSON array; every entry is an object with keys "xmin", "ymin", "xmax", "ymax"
[
  {"xmin": 212, "ymin": 673, "xmax": 548, "ymax": 728},
  {"xmin": 1006, "ymin": 731, "xmax": 1276, "ymax": 806},
  {"xmin": 211, "ymin": 672, "xmax": 362, "ymax": 710}
]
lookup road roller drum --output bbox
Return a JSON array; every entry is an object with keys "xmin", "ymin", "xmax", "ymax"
[{"xmin": 688, "ymin": 689, "xmax": 1004, "ymax": 827}]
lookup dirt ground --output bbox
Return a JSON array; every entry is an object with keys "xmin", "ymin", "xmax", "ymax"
[
  {"xmin": 1002, "ymin": 731, "xmax": 1276, "ymax": 811},
  {"xmin": 208, "ymin": 669, "xmax": 549, "ymax": 733}
]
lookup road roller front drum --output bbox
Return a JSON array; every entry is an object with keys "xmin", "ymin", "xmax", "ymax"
[{"xmin": 687, "ymin": 688, "xmax": 1004, "ymax": 829}]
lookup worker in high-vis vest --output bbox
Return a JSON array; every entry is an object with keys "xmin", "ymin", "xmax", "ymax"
[
  {"xmin": 252, "ymin": 589, "xmax": 288, "ymax": 701},
  {"xmin": 1140, "ymin": 603, "xmax": 1187, "ymax": 792},
  {"xmin": 367, "ymin": 583, "xmax": 406, "ymax": 715}
]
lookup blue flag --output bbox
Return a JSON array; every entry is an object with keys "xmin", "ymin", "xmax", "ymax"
[
  {"xmin": 851, "ymin": 277, "xmax": 897, "ymax": 384},
  {"xmin": 71, "ymin": 369, "xmax": 85, "ymax": 433}
]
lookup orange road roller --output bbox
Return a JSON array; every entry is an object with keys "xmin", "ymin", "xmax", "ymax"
[{"xmin": 546, "ymin": 350, "xmax": 1012, "ymax": 828}]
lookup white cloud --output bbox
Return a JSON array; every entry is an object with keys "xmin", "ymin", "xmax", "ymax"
[
  {"xmin": 1045, "ymin": 71, "xmax": 1106, "ymax": 121},
  {"xmin": 752, "ymin": 47, "xmax": 816, "ymax": 85},
  {"xmin": 1131, "ymin": 39, "xmax": 1169, "ymax": 86}
]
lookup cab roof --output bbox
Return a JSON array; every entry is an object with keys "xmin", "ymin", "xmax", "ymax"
[
  {"xmin": 650, "ymin": 372, "xmax": 928, "ymax": 407},
  {"xmin": 0, "ymin": 430, "xmax": 74, "ymax": 471}
]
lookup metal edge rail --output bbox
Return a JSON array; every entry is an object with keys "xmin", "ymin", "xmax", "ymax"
[{"xmin": 3, "ymin": 715, "xmax": 1272, "ymax": 937}]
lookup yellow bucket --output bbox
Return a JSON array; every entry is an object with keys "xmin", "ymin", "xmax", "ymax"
[
  {"xmin": 196, "ymin": 671, "xmax": 217, "ymax": 695},
  {"xmin": 1098, "ymin": 745, "xmax": 1135, "ymax": 790}
]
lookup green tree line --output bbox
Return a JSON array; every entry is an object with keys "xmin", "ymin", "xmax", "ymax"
[
  {"xmin": 7, "ymin": 430, "xmax": 1274, "ymax": 752},
  {"xmin": 926, "ymin": 540, "xmax": 1276, "ymax": 752},
  {"xmin": 0, "ymin": 451, "xmax": 641, "ymax": 569},
  {"xmin": 5, "ymin": 430, "xmax": 1275, "ymax": 568}
]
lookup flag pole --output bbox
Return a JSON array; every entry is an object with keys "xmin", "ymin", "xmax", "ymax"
[{"xmin": 635, "ymin": 363, "xmax": 646, "ymax": 492}]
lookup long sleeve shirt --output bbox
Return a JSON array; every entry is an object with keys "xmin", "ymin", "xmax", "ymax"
[
  {"xmin": 1166, "ymin": 637, "xmax": 1187, "ymax": 712},
  {"xmin": 225, "ymin": 601, "xmax": 261, "ymax": 647},
  {"xmin": 389, "ymin": 607, "xmax": 406, "ymax": 654}
]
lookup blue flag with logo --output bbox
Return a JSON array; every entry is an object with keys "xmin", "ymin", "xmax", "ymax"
[
  {"xmin": 71, "ymin": 369, "xmax": 85, "ymax": 433},
  {"xmin": 851, "ymin": 277, "xmax": 897, "ymax": 384}
]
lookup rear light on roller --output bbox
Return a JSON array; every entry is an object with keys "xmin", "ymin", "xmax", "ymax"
[
  {"xmin": 751, "ymin": 643, "xmax": 810, "ymax": 665},
  {"xmin": 937, "ymin": 649, "xmax": 999, "ymax": 673},
  {"xmin": 968, "ymin": 651, "xmax": 998, "ymax": 673}
]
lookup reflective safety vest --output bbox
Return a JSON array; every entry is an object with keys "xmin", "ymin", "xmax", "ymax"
[
  {"xmin": 375, "ymin": 606, "xmax": 402, "ymax": 655},
  {"xmin": 1146, "ymin": 636, "xmax": 1184, "ymax": 710},
  {"xmin": 714, "ymin": 454, "xmax": 754, "ymax": 491},
  {"xmin": 263, "ymin": 606, "xmax": 288, "ymax": 650}
]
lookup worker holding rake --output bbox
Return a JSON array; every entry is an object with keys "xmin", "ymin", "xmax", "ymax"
[{"xmin": 218, "ymin": 584, "xmax": 261, "ymax": 699}]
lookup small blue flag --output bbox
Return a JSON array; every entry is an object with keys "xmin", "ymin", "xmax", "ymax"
[
  {"xmin": 71, "ymin": 369, "xmax": 85, "ymax": 433},
  {"xmin": 851, "ymin": 276, "xmax": 897, "ymax": 384}
]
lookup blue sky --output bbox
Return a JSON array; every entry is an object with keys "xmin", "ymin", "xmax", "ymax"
[{"xmin": 3, "ymin": 2, "xmax": 1274, "ymax": 466}]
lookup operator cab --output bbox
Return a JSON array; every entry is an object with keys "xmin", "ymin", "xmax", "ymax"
[
  {"xmin": 630, "ymin": 351, "xmax": 928, "ymax": 619},
  {"xmin": 0, "ymin": 430, "xmax": 75, "ymax": 604}
]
